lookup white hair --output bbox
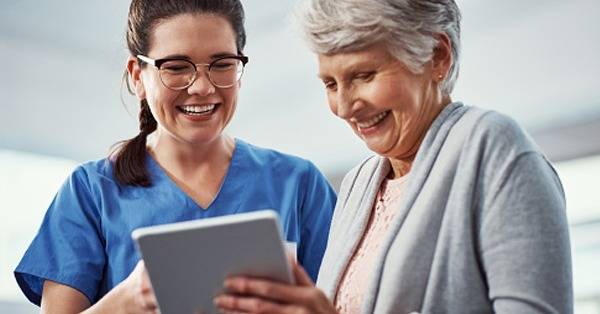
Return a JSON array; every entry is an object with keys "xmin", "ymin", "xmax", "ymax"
[{"xmin": 297, "ymin": 0, "xmax": 461, "ymax": 94}]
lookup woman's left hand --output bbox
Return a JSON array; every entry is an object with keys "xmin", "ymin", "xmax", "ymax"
[{"xmin": 214, "ymin": 260, "xmax": 337, "ymax": 314}]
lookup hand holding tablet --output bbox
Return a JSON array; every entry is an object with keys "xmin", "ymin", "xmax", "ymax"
[{"xmin": 132, "ymin": 210, "xmax": 293, "ymax": 314}]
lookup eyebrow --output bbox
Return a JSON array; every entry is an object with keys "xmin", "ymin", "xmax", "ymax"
[
  {"xmin": 318, "ymin": 60, "xmax": 379, "ymax": 80},
  {"xmin": 159, "ymin": 52, "xmax": 239, "ymax": 60}
]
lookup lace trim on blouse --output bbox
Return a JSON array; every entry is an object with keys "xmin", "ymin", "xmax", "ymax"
[{"xmin": 334, "ymin": 174, "xmax": 410, "ymax": 313}]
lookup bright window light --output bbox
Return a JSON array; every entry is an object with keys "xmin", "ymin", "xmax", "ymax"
[
  {"xmin": 0, "ymin": 150, "xmax": 76, "ymax": 301},
  {"xmin": 555, "ymin": 155, "xmax": 600, "ymax": 312}
]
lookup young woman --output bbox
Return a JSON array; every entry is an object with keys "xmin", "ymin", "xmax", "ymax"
[{"xmin": 15, "ymin": 1, "xmax": 336, "ymax": 313}]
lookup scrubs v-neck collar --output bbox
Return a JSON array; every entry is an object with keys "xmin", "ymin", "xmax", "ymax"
[{"xmin": 145, "ymin": 138, "xmax": 247, "ymax": 212}]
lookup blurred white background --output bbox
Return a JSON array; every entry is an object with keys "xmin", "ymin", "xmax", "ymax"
[{"xmin": 1, "ymin": 0, "xmax": 599, "ymax": 313}]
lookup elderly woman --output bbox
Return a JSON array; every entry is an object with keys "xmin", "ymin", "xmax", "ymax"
[{"xmin": 215, "ymin": 0, "xmax": 573, "ymax": 313}]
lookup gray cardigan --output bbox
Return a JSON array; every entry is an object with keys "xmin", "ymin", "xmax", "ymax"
[{"xmin": 317, "ymin": 103, "xmax": 573, "ymax": 313}]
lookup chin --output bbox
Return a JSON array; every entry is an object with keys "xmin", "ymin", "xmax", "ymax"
[
  {"xmin": 364, "ymin": 142, "xmax": 386, "ymax": 156},
  {"xmin": 367, "ymin": 138, "xmax": 403, "ymax": 157},
  {"xmin": 183, "ymin": 132, "xmax": 221, "ymax": 145}
]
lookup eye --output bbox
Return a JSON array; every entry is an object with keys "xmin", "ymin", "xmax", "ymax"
[
  {"xmin": 322, "ymin": 80, "xmax": 337, "ymax": 91},
  {"xmin": 211, "ymin": 61, "xmax": 236, "ymax": 71},
  {"xmin": 163, "ymin": 65, "xmax": 189, "ymax": 72},
  {"xmin": 354, "ymin": 71, "xmax": 375, "ymax": 81},
  {"xmin": 160, "ymin": 61, "xmax": 193, "ymax": 73}
]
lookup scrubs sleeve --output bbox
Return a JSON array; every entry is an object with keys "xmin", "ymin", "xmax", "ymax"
[
  {"xmin": 14, "ymin": 166, "xmax": 106, "ymax": 306},
  {"xmin": 297, "ymin": 162, "xmax": 336, "ymax": 282}
]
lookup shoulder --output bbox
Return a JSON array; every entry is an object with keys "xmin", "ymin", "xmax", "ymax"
[
  {"xmin": 463, "ymin": 106, "xmax": 539, "ymax": 154},
  {"xmin": 456, "ymin": 105, "xmax": 561, "ymax": 197},
  {"xmin": 468, "ymin": 107, "xmax": 525, "ymax": 135},
  {"xmin": 60, "ymin": 158, "xmax": 119, "ymax": 196},
  {"xmin": 72, "ymin": 158, "xmax": 117, "ymax": 184},
  {"xmin": 442, "ymin": 105, "xmax": 543, "ymax": 168},
  {"xmin": 236, "ymin": 139, "xmax": 335, "ymax": 209},
  {"xmin": 337, "ymin": 155, "xmax": 383, "ymax": 205},
  {"xmin": 41, "ymin": 159, "xmax": 116, "ymax": 223},
  {"xmin": 341, "ymin": 155, "xmax": 382, "ymax": 186},
  {"xmin": 236, "ymin": 138, "xmax": 319, "ymax": 175}
]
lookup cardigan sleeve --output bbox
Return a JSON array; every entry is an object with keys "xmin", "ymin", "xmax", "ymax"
[{"xmin": 479, "ymin": 151, "xmax": 573, "ymax": 314}]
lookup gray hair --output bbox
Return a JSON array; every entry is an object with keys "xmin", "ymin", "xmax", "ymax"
[{"xmin": 297, "ymin": 0, "xmax": 461, "ymax": 94}]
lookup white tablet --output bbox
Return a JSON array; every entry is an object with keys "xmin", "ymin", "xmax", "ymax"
[{"xmin": 132, "ymin": 210, "xmax": 293, "ymax": 314}]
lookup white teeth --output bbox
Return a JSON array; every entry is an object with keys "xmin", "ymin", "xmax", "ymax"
[
  {"xmin": 357, "ymin": 111, "xmax": 389, "ymax": 129},
  {"xmin": 180, "ymin": 104, "xmax": 216, "ymax": 114}
]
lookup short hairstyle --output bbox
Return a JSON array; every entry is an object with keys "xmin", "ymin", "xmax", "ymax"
[{"xmin": 298, "ymin": 0, "xmax": 461, "ymax": 94}]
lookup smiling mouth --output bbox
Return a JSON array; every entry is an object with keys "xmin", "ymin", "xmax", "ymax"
[
  {"xmin": 177, "ymin": 104, "xmax": 219, "ymax": 116},
  {"xmin": 356, "ymin": 111, "xmax": 390, "ymax": 129}
]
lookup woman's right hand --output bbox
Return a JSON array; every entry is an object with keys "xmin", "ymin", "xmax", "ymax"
[
  {"xmin": 41, "ymin": 260, "xmax": 158, "ymax": 314},
  {"xmin": 214, "ymin": 260, "xmax": 337, "ymax": 314},
  {"xmin": 112, "ymin": 260, "xmax": 159, "ymax": 314}
]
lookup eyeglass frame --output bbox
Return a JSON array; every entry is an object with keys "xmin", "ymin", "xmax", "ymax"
[{"xmin": 136, "ymin": 54, "xmax": 249, "ymax": 90}]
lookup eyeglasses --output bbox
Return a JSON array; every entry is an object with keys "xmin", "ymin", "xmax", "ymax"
[{"xmin": 136, "ymin": 54, "xmax": 249, "ymax": 90}]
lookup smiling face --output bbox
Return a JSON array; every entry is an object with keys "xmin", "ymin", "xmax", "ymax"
[
  {"xmin": 129, "ymin": 13, "xmax": 240, "ymax": 147},
  {"xmin": 318, "ymin": 42, "xmax": 449, "ymax": 160}
]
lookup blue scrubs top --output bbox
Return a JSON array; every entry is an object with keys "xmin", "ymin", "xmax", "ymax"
[{"xmin": 15, "ymin": 139, "xmax": 336, "ymax": 306}]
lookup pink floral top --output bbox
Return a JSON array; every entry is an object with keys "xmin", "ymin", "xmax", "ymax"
[{"xmin": 334, "ymin": 174, "xmax": 410, "ymax": 313}]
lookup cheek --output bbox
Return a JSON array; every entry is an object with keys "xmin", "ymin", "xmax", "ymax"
[
  {"xmin": 326, "ymin": 93, "xmax": 338, "ymax": 116},
  {"xmin": 222, "ymin": 87, "xmax": 238, "ymax": 107},
  {"xmin": 156, "ymin": 90, "xmax": 180, "ymax": 107},
  {"xmin": 370, "ymin": 81, "xmax": 399, "ymax": 107},
  {"xmin": 147, "ymin": 88, "xmax": 182, "ymax": 117},
  {"xmin": 142, "ymin": 74, "xmax": 161, "ymax": 101},
  {"xmin": 219, "ymin": 88, "xmax": 239, "ymax": 122}
]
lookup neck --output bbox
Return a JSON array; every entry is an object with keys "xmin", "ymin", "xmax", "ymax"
[
  {"xmin": 148, "ymin": 132, "xmax": 235, "ymax": 179},
  {"xmin": 387, "ymin": 156, "xmax": 414, "ymax": 179},
  {"xmin": 387, "ymin": 95, "xmax": 453, "ymax": 179}
]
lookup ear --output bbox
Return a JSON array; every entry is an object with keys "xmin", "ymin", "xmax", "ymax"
[
  {"xmin": 127, "ymin": 55, "xmax": 147, "ymax": 100},
  {"xmin": 432, "ymin": 33, "xmax": 453, "ymax": 81}
]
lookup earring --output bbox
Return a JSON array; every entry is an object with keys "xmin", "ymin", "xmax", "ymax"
[{"xmin": 437, "ymin": 74, "xmax": 444, "ymax": 81}]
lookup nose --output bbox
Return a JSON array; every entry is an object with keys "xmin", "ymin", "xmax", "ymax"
[
  {"xmin": 186, "ymin": 67, "xmax": 215, "ymax": 96},
  {"xmin": 333, "ymin": 86, "xmax": 357, "ymax": 120}
]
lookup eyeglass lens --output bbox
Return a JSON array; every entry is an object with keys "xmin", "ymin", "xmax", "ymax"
[{"xmin": 158, "ymin": 58, "xmax": 244, "ymax": 89}]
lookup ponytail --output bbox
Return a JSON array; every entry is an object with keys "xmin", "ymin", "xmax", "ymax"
[{"xmin": 112, "ymin": 100, "xmax": 157, "ymax": 186}]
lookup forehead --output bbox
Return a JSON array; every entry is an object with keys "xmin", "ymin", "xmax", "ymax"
[
  {"xmin": 317, "ymin": 43, "xmax": 392, "ymax": 78},
  {"xmin": 149, "ymin": 13, "xmax": 237, "ymax": 58}
]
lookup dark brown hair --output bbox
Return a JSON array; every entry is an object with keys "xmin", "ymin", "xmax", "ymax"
[{"xmin": 112, "ymin": 0, "xmax": 246, "ymax": 186}]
